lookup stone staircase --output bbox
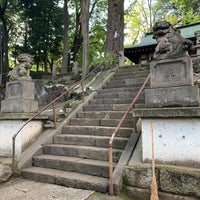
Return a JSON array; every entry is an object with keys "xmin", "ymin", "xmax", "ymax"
[{"xmin": 22, "ymin": 64, "xmax": 150, "ymax": 193}]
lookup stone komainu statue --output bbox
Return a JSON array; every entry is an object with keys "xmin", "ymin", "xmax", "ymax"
[
  {"xmin": 152, "ymin": 21, "xmax": 194, "ymax": 60},
  {"xmin": 8, "ymin": 53, "xmax": 33, "ymax": 81}
]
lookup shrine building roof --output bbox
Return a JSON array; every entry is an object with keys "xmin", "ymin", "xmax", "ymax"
[{"xmin": 124, "ymin": 22, "xmax": 200, "ymax": 63}]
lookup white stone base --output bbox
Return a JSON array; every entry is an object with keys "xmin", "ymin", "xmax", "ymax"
[
  {"xmin": 0, "ymin": 120, "xmax": 43, "ymax": 159},
  {"xmin": 142, "ymin": 118, "xmax": 200, "ymax": 165}
]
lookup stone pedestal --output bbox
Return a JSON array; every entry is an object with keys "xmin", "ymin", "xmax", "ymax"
[
  {"xmin": 0, "ymin": 113, "xmax": 48, "ymax": 158},
  {"xmin": 1, "ymin": 80, "xmax": 38, "ymax": 113},
  {"xmin": 145, "ymin": 56, "xmax": 199, "ymax": 107},
  {"xmin": 132, "ymin": 107, "xmax": 200, "ymax": 167}
]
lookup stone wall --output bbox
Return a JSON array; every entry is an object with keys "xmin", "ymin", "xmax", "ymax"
[{"xmin": 123, "ymin": 164, "xmax": 200, "ymax": 200}]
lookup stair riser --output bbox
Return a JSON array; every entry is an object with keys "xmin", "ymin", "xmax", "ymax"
[
  {"xmin": 98, "ymin": 88, "xmax": 126, "ymax": 94},
  {"xmin": 69, "ymin": 118, "xmax": 133, "ymax": 128},
  {"xmin": 43, "ymin": 146, "xmax": 122, "ymax": 162},
  {"xmin": 113, "ymin": 74, "xmax": 149, "ymax": 80},
  {"xmin": 108, "ymin": 77, "xmax": 147, "ymax": 84},
  {"xmin": 101, "ymin": 119, "xmax": 133, "ymax": 127},
  {"xmin": 105, "ymin": 79, "xmax": 146, "ymax": 87},
  {"xmin": 97, "ymin": 88, "xmax": 145, "ymax": 94},
  {"xmin": 69, "ymin": 119, "xmax": 100, "ymax": 126},
  {"xmin": 89, "ymin": 98, "xmax": 145, "ymax": 104},
  {"xmin": 94, "ymin": 93, "xmax": 119, "ymax": 99},
  {"xmin": 76, "ymin": 112, "xmax": 132, "ymax": 119},
  {"xmin": 53, "ymin": 136, "xmax": 128, "ymax": 149},
  {"xmin": 33, "ymin": 157, "xmax": 110, "ymax": 178},
  {"xmin": 102, "ymin": 83, "xmax": 148, "ymax": 89},
  {"xmin": 114, "ymin": 68, "xmax": 150, "ymax": 76},
  {"xmin": 22, "ymin": 170, "xmax": 107, "ymax": 193},
  {"xmin": 83, "ymin": 104, "xmax": 129, "ymax": 111},
  {"xmin": 62, "ymin": 126, "xmax": 133, "ymax": 137},
  {"xmin": 56, "ymin": 177, "xmax": 107, "ymax": 193},
  {"xmin": 135, "ymin": 103, "xmax": 145, "ymax": 108},
  {"xmin": 110, "ymin": 71, "xmax": 149, "ymax": 81},
  {"xmin": 93, "ymin": 93, "xmax": 145, "ymax": 101}
]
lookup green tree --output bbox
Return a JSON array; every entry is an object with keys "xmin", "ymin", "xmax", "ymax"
[
  {"xmin": 167, "ymin": 0, "xmax": 200, "ymax": 25},
  {"xmin": 19, "ymin": 0, "xmax": 64, "ymax": 73},
  {"xmin": 0, "ymin": 0, "xmax": 18, "ymax": 76},
  {"xmin": 68, "ymin": 0, "xmax": 107, "ymax": 70},
  {"xmin": 61, "ymin": 0, "xmax": 69, "ymax": 74},
  {"xmin": 124, "ymin": 0, "xmax": 151, "ymax": 46}
]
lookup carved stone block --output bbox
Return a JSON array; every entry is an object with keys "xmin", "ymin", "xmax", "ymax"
[
  {"xmin": 5, "ymin": 80, "xmax": 35, "ymax": 100},
  {"xmin": 145, "ymin": 85, "xmax": 199, "ymax": 108},
  {"xmin": 1, "ymin": 99, "xmax": 38, "ymax": 113},
  {"xmin": 150, "ymin": 56, "xmax": 193, "ymax": 88},
  {"xmin": 1, "ymin": 80, "xmax": 38, "ymax": 113}
]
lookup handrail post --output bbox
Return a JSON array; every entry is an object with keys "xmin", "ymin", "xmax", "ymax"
[
  {"xmin": 52, "ymin": 103, "xmax": 56, "ymax": 128},
  {"xmin": 109, "ymin": 144, "xmax": 113, "ymax": 196}
]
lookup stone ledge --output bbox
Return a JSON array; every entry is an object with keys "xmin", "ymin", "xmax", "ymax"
[
  {"xmin": 0, "ymin": 112, "xmax": 48, "ymax": 120},
  {"xmin": 133, "ymin": 107, "xmax": 200, "ymax": 118},
  {"xmin": 1, "ymin": 99, "xmax": 38, "ymax": 113},
  {"xmin": 123, "ymin": 164, "xmax": 200, "ymax": 199},
  {"xmin": 145, "ymin": 85, "xmax": 199, "ymax": 108}
]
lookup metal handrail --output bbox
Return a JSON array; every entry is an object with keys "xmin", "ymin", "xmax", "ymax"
[
  {"xmin": 108, "ymin": 73, "xmax": 150, "ymax": 195},
  {"xmin": 12, "ymin": 65, "xmax": 104, "ymax": 170}
]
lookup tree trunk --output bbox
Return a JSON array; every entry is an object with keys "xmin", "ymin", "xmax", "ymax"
[
  {"xmin": 44, "ymin": 41, "xmax": 48, "ymax": 74},
  {"xmin": 0, "ymin": 0, "xmax": 9, "ymax": 79},
  {"xmin": 61, "ymin": 0, "xmax": 69, "ymax": 74},
  {"xmin": 80, "ymin": 0, "xmax": 90, "ymax": 77},
  {"xmin": 70, "ymin": 1, "xmax": 82, "ymax": 62},
  {"xmin": 106, "ymin": 0, "xmax": 124, "ymax": 56}
]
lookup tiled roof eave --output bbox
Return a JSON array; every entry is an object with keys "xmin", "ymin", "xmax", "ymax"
[{"xmin": 124, "ymin": 44, "xmax": 156, "ymax": 53}]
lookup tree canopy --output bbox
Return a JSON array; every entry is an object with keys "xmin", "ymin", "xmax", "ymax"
[{"xmin": 0, "ymin": 0, "xmax": 199, "ymax": 81}]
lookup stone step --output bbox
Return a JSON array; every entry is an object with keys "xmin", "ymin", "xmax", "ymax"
[
  {"xmin": 93, "ymin": 92, "xmax": 145, "ymax": 99},
  {"xmin": 115, "ymin": 72, "xmax": 149, "ymax": 77},
  {"xmin": 62, "ymin": 126, "xmax": 133, "ymax": 138},
  {"xmin": 43, "ymin": 144, "xmax": 123, "ymax": 162},
  {"xmin": 108, "ymin": 77, "xmax": 147, "ymax": 85},
  {"xmin": 83, "ymin": 104, "xmax": 129, "ymax": 111},
  {"xmin": 22, "ymin": 167, "xmax": 108, "ymax": 193},
  {"xmin": 116, "ymin": 66, "xmax": 149, "ymax": 74},
  {"xmin": 134, "ymin": 103, "xmax": 145, "ymax": 108},
  {"xmin": 103, "ymin": 79, "xmax": 145, "ymax": 88},
  {"xmin": 53, "ymin": 134, "xmax": 128, "ymax": 149},
  {"xmin": 76, "ymin": 111, "xmax": 133, "ymax": 119},
  {"xmin": 68, "ymin": 118, "xmax": 133, "ymax": 128},
  {"xmin": 21, "ymin": 63, "xmax": 149, "ymax": 194},
  {"xmin": 97, "ymin": 87, "xmax": 144, "ymax": 94},
  {"xmin": 102, "ymin": 83, "xmax": 148, "ymax": 89},
  {"xmin": 32, "ymin": 154, "xmax": 115, "ymax": 178},
  {"xmin": 110, "ymin": 73, "xmax": 149, "ymax": 80},
  {"xmin": 94, "ymin": 93, "xmax": 120, "ymax": 99},
  {"xmin": 90, "ymin": 97, "xmax": 145, "ymax": 104}
]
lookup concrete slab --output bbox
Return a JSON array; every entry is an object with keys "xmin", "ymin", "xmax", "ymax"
[{"xmin": 0, "ymin": 179, "xmax": 93, "ymax": 200}]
